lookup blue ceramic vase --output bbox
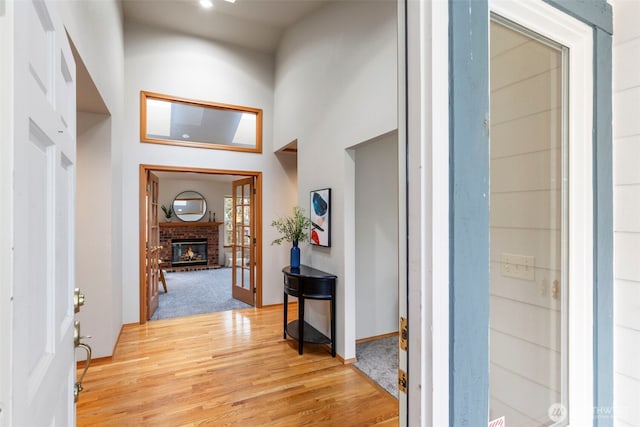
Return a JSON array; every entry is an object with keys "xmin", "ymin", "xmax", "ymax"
[{"xmin": 290, "ymin": 240, "xmax": 301, "ymax": 269}]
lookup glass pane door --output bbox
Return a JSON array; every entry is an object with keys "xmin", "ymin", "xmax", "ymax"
[
  {"xmin": 489, "ymin": 17, "xmax": 568, "ymax": 426},
  {"xmin": 231, "ymin": 177, "xmax": 255, "ymax": 305}
]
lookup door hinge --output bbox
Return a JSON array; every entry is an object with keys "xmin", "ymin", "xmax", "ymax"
[
  {"xmin": 398, "ymin": 369, "xmax": 408, "ymax": 394},
  {"xmin": 253, "ymin": 287, "xmax": 257, "ymax": 294},
  {"xmin": 400, "ymin": 317, "xmax": 408, "ymax": 351},
  {"xmin": 253, "ymin": 237, "xmax": 257, "ymax": 244},
  {"xmin": 253, "ymin": 188, "xmax": 256, "ymax": 195}
]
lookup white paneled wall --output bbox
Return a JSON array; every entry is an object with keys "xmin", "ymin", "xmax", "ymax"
[
  {"xmin": 489, "ymin": 21, "xmax": 563, "ymax": 426},
  {"xmin": 612, "ymin": 1, "xmax": 640, "ymax": 425}
]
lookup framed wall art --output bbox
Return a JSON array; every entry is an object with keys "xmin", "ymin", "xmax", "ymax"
[{"xmin": 310, "ymin": 188, "xmax": 331, "ymax": 247}]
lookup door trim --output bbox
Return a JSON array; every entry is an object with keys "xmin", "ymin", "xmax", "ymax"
[
  {"xmin": 404, "ymin": 0, "xmax": 450, "ymax": 425},
  {"xmin": 138, "ymin": 164, "xmax": 263, "ymax": 324},
  {"xmin": 0, "ymin": 0, "xmax": 13, "ymax": 419},
  {"xmin": 448, "ymin": 1, "xmax": 490, "ymax": 424}
]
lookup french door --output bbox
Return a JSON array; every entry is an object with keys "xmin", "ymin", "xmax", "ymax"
[
  {"xmin": 231, "ymin": 177, "xmax": 255, "ymax": 305},
  {"xmin": 146, "ymin": 171, "xmax": 161, "ymax": 319}
]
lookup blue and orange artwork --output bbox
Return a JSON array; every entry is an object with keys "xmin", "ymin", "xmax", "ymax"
[{"xmin": 310, "ymin": 189, "xmax": 330, "ymax": 247}]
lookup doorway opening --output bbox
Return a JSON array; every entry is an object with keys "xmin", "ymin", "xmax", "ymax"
[
  {"xmin": 351, "ymin": 130, "xmax": 400, "ymax": 398},
  {"xmin": 139, "ymin": 164, "xmax": 263, "ymax": 324}
]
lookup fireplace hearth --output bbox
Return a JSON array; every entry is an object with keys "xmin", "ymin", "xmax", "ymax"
[{"xmin": 171, "ymin": 238, "xmax": 208, "ymax": 267}]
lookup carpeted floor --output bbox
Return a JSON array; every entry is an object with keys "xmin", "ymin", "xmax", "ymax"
[
  {"xmin": 354, "ymin": 336, "xmax": 399, "ymax": 398},
  {"xmin": 151, "ymin": 268, "xmax": 252, "ymax": 320}
]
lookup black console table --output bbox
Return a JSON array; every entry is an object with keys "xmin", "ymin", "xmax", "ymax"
[{"xmin": 283, "ymin": 265, "xmax": 337, "ymax": 357}]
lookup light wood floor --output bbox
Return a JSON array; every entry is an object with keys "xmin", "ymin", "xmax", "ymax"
[{"xmin": 76, "ymin": 305, "xmax": 399, "ymax": 426}]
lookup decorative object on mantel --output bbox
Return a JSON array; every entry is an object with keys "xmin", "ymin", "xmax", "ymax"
[
  {"xmin": 271, "ymin": 207, "xmax": 312, "ymax": 269},
  {"xmin": 172, "ymin": 190, "xmax": 207, "ymax": 222},
  {"xmin": 161, "ymin": 204, "xmax": 174, "ymax": 222},
  {"xmin": 310, "ymin": 188, "xmax": 331, "ymax": 247}
]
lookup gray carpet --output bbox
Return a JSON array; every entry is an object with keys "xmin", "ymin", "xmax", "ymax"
[
  {"xmin": 151, "ymin": 268, "xmax": 252, "ymax": 320},
  {"xmin": 354, "ymin": 336, "xmax": 399, "ymax": 398}
]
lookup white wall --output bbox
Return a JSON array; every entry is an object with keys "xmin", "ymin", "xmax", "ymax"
[
  {"xmin": 76, "ymin": 113, "xmax": 113, "ymax": 358},
  {"xmin": 122, "ymin": 21, "xmax": 296, "ymax": 323},
  {"xmin": 612, "ymin": 1, "xmax": 640, "ymax": 425},
  {"xmin": 274, "ymin": 0, "xmax": 397, "ymax": 359},
  {"xmin": 354, "ymin": 131, "xmax": 399, "ymax": 340},
  {"xmin": 158, "ymin": 177, "xmax": 230, "ymax": 224},
  {"xmin": 57, "ymin": 0, "xmax": 125, "ymax": 357},
  {"xmin": 489, "ymin": 22, "xmax": 562, "ymax": 424}
]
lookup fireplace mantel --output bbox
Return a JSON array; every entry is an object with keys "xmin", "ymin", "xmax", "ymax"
[{"xmin": 160, "ymin": 221, "xmax": 223, "ymax": 228}]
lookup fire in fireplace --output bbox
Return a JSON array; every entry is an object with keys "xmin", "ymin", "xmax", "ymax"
[{"xmin": 171, "ymin": 238, "xmax": 208, "ymax": 267}]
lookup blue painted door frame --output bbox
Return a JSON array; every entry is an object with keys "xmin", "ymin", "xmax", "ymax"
[{"xmin": 448, "ymin": 1, "xmax": 613, "ymax": 425}]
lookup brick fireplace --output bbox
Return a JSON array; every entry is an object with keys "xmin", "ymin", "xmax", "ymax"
[
  {"xmin": 159, "ymin": 222, "xmax": 223, "ymax": 271},
  {"xmin": 171, "ymin": 238, "xmax": 208, "ymax": 267}
]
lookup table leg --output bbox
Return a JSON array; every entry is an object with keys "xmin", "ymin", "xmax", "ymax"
[
  {"xmin": 283, "ymin": 292, "xmax": 288, "ymax": 339},
  {"xmin": 331, "ymin": 289, "xmax": 336, "ymax": 357},
  {"xmin": 159, "ymin": 268, "xmax": 168, "ymax": 293},
  {"xmin": 298, "ymin": 297, "xmax": 304, "ymax": 355}
]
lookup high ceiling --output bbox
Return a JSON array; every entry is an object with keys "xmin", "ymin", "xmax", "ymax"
[
  {"xmin": 77, "ymin": 0, "xmax": 332, "ymax": 113},
  {"xmin": 121, "ymin": 0, "xmax": 333, "ymax": 53}
]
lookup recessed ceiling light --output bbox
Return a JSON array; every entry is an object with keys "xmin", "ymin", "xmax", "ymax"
[
  {"xmin": 223, "ymin": 0, "xmax": 236, "ymax": 3},
  {"xmin": 199, "ymin": 0, "xmax": 213, "ymax": 9},
  {"xmin": 182, "ymin": 133, "xmax": 191, "ymax": 139}
]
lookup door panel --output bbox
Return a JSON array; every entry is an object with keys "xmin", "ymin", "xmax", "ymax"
[
  {"xmin": 231, "ymin": 177, "xmax": 254, "ymax": 305},
  {"xmin": 487, "ymin": 8, "xmax": 595, "ymax": 424},
  {"xmin": 12, "ymin": 0, "xmax": 76, "ymax": 424},
  {"xmin": 146, "ymin": 172, "xmax": 160, "ymax": 319},
  {"xmin": 489, "ymin": 18, "xmax": 566, "ymax": 426}
]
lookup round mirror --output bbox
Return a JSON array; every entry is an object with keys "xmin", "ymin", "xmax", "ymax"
[{"xmin": 172, "ymin": 191, "xmax": 207, "ymax": 222}]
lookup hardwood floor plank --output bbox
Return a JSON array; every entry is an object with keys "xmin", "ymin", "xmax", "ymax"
[{"xmin": 77, "ymin": 305, "xmax": 398, "ymax": 426}]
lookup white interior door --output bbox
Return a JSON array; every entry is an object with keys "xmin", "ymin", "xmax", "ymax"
[
  {"xmin": 10, "ymin": 0, "xmax": 77, "ymax": 425},
  {"xmin": 0, "ymin": 1, "xmax": 13, "ymax": 424}
]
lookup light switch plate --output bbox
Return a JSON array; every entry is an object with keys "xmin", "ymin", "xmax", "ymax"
[{"xmin": 500, "ymin": 253, "xmax": 535, "ymax": 281}]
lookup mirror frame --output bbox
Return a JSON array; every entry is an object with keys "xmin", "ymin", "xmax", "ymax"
[
  {"xmin": 140, "ymin": 91, "xmax": 263, "ymax": 153},
  {"xmin": 173, "ymin": 190, "xmax": 207, "ymax": 222}
]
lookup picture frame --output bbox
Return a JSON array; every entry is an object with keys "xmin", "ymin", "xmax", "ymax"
[{"xmin": 310, "ymin": 188, "xmax": 331, "ymax": 247}]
